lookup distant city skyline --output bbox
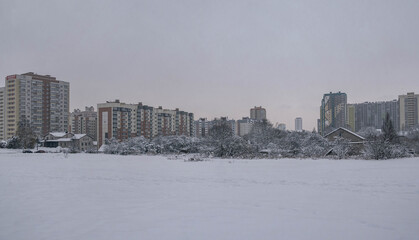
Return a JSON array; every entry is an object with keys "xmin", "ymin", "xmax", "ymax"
[{"xmin": 1, "ymin": 0, "xmax": 419, "ymax": 130}]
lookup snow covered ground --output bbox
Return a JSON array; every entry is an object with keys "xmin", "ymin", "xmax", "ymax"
[{"xmin": 1, "ymin": 151, "xmax": 418, "ymax": 240}]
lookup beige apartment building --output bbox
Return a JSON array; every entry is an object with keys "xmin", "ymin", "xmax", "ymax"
[
  {"xmin": 70, "ymin": 106, "xmax": 97, "ymax": 141},
  {"xmin": 4, "ymin": 73, "xmax": 69, "ymax": 139},
  {"xmin": 399, "ymin": 92, "xmax": 419, "ymax": 131},
  {"xmin": 97, "ymin": 100, "xmax": 194, "ymax": 148}
]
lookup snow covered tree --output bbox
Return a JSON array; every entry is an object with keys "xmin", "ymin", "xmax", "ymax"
[
  {"xmin": 209, "ymin": 121, "xmax": 235, "ymax": 157},
  {"xmin": 357, "ymin": 127, "xmax": 380, "ymax": 140},
  {"xmin": 6, "ymin": 136, "xmax": 20, "ymax": 149},
  {"xmin": 15, "ymin": 119, "xmax": 37, "ymax": 149},
  {"xmin": 382, "ymin": 112, "xmax": 398, "ymax": 143},
  {"xmin": 406, "ymin": 126, "xmax": 419, "ymax": 155},
  {"xmin": 301, "ymin": 132, "xmax": 330, "ymax": 158},
  {"xmin": 103, "ymin": 138, "xmax": 122, "ymax": 154},
  {"xmin": 332, "ymin": 136, "xmax": 351, "ymax": 159}
]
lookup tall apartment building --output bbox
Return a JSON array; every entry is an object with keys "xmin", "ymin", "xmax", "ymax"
[
  {"xmin": 4, "ymin": 73, "xmax": 69, "ymax": 139},
  {"xmin": 0, "ymin": 87, "xmax": 5, "ymax": 140},
  {"xmin": 70, "ymin": 106, "xmax": 98, "ymax": 140},
  {"xmin": 98, "ymin": 100, "xmax": 194, "ymax": 147},
  {"xmin": 295, "ymin": 117, "xmax": 303, "ymax": 132},
  {"xmin": 237, "ymin": 117, "xmax": 254, "ymax": 136},
  {"xmin": 195, "ymin": 118, "xmax": 210, "ymax": 137},
  {"xmin": 399, "ymin": 92, "xmax": 419, "ymax": 131},
  {"xmin": 250, "ymin": 106, "xmax": 266, "ymax": 121},
  {"xmin": 320, "ymin": 92, "xmax": 347, "ymax": 135},
  {"xmin": 346, "ymin": 104, "xmax": 356, "ymax": 131},
  {"xmin": 352, "ymin": 100, "xmax": 399, "ymax": 132}
]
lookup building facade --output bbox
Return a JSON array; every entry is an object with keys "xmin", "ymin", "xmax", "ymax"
[
  {"xmin": 4, "ymin": 73, "xmax": 69, "ymax": 139},
  {"xmin": 0, "ymin": 87, "xmax": 5, "ymax": 140},
  {"xmin": 320, "ymin": 92, "xmax": 347, "ymax": 136},
  {"xmin": 70, "ymin": 106, "xmax": 97, "ymax": 140},
  {"xmin": 237, "ymin": 117, "xmax": 254, "ymax": 136},
  {"xmin": 346, "ymin": 104, "xmax": 356, "ymax": 131},
  {"xmin": 194, "ymin": 118, "xmax": 210, "ymax": 137},
  {"xmin": 97, "ymin": 100, "xmax": 194, "ymax": 147},
  {"xmin": 250, "ymin": 106, "xmax": 266, "ymax": 121},
  {"xmin": 352, "ymin": 100, "xmax": 399, "ymax": 132},
  {"xmin": 399, "ymin": 92, "xmax": 419, "ymax": 131},
  {"xmin": 295, "ymin": 117, "xmax": 302, "ymax": 132}
]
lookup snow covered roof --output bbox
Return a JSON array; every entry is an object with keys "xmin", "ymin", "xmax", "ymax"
[
  {"xmin": 49, "ymin": 132, "xmax": 68, "ymax": 138},
  {"xmin": 72, "ymin": 134, "xmax": 87, "ymax": 140},
  {"xmin": 46, "ymin": 138, "xmax": 72, "ymax": 142},
  {"xmin": 98, "ymin": 145, "xmax": 106, "ymax": 152},
  {"xmin": 324, "ymin": 127, "xmax": 365, "ymax": 140}
]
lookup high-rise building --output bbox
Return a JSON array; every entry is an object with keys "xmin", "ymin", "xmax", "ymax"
[
  {"xmin": 250, "ymin": 106, "xmax": 266, "ymax": 121},
  {"xmin": 352, "ymin": 100, "xmax": 399, "ymax": 132},
  {"xmin": 194, "ymin": 118, "xmax": 210, "ymax": 137},
  {"xmin": 4, "ymin": 73, "xmax": 70, "ymax": 139},
  {"xmin": 0, "ymin": 87, "xmax": 5, "ymax": 140},
  {"xmin": 399, "ymin": 92, "xmax": 419, "ymax": 131},
  {"xmin": 320, "ymin": 92, "xmax": 347, "ymax": 135},
  {"xmin": 295, "ymin": 117, "xmax": 302, "ymax": 132},
  {"xmin": 97, "ymin": 100, "xmax": 194, "ymax": 148},
  {"xmin": 237, "ymin": 117, "xmax": 254, "ymax": 136},
  {"xmin": 70, "ymin": 106, "xmax": 98, "ymax": 140},
  {"xmin": 346, "ymin": 104, "xmax": 356, "ymax": 131}
]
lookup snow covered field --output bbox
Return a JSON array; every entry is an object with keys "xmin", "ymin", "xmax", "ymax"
[{"xmin": 1, "ymin": 151, "xmax": 419, "ymax": 240}]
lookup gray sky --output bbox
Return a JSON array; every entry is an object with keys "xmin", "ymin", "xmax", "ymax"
[{"xmin": 1, "ymin": 0, "xmax": 419, "ymax": 130}]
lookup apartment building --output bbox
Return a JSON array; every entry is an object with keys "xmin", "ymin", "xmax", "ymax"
[
  {"xmin": 352, "ymin": 100, "xmax": 399, "ymax": 132},
  {"xmin": 194, "ymin": 118, "xmax": 210, "ymax": 137},
  {"xmin": 320, "ymin": 92, "xmax": 347, "ymax": 135},
  {"xmin": 237, "ymin": 117, "xmax": 254, "ymax": 136},
  {"xmin": 97, "ymin": 100, "xmax": 194, "ymax": 147},
  {"xmin": 70, "ymin": 106, "xmax": 98, "ymax": 141},
  {"xmin": 399, "ymin": 92, "xmax": 419, "ymax": 131},
  {"xmin": 250, "ymin": 106, "xmax": 266, "ymax": 121},
  {"xmin": 0, "ymin": 87, "xmax": 4, "ymax": 140},
  {"xmin": 4, "ymin": 73, "xmax": 69, "ymax": 139}
]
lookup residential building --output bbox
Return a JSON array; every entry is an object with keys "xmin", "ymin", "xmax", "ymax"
[
  {"xmin": 43, "ymin": 132, "xmax": 94, "ymax": 151},
  {"xmin": 0, "ymin": 87, "xmax": 4, "ymax": 140},
  {"xmin": 399, "ymin": 92, "xmax": 419, "ymax": 131},
  {"xmin": 320, "ymin": 92, "xmax": 347, "ymax": 135},
  {"xmin": 194, "ymin": 117, "xmax": 237, "ymax": 138},
  {"xmin": 195, "ymin": 118, "xmax": 210, "ymax": 137},
  {"xmin": 324, "ymin": 127, "xmax": 365, "ymax": 155},
  {"xmin": 70, "ymin": 106, "xmax": 97, "ymax": 140},
  {"xmin": 4, "ymin": 73, "xmax": 69, "ymax": 139},
  {"xmin": 353, "ymin": 100, "xmax": 399, "ymax": 132},
  {"xmin": 346, "ymin": 104, "xmax": 356, "ymax": 132},
  {"xmin": 295, "ymin": 117, "xmax": 302, "ymax": 132},
  {"xmin": 97, "ymin": 100, "xmax": 194, "ymax": 148},
  {"xmin": 237, "ymin": 117, "xmax": 254, "ymax": 136},
  {"xmin": 250, "ymin": 106, "xmax": 266, "ymax": 121}
]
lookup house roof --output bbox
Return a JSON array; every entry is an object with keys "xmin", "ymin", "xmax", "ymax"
[
  {"xmin": 324, "ymin": 127, "xmax": 365, "ymax": 140},
  {"xmin": 49, "ymin": 132, "xmax": 68, "ymax": 138},
  {"xmin": 46, "ymin": 138, "xmax": 72, "ymax": 142},
  {"xmin": 73, "ymin": 134, "xmax": 87, "ymax": 140}
]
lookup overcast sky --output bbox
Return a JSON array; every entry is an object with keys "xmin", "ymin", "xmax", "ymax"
[{"xmin": 1, "ymin": 0, "xmax": 418, "ymax": 130}]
